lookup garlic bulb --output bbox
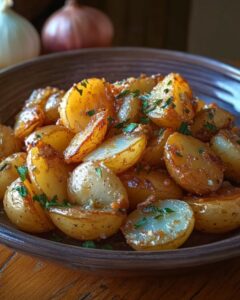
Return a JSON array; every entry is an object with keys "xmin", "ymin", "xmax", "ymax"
[
  {"xmin": 0, "ymin": 0, "xmax": 40, "ymax": 68},
  {"xmin": 42, "ymin": 0, "xmax": 114, "ymax": 53}
]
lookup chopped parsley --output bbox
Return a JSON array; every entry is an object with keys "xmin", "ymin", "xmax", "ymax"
[
  {"xmin": 107, "ymin": 116, "xmax": 115, "ymax": 125},
  {"xmin": 95, "ymin": 167, "xmax": 102, "ymax": 178},
  {"xmin": 80, "ymin": 79, "xmax": 88, "ymax": 88},
  {"xmin": 114, "ymin": 120, "xmax": 128, "ymax": 129},
  {"xmin": 82, "ymin": 240, "xmax": 96, "ymax": 248},
  {"xmin": 74, "ymin": 85, "xmax": 83, "ymax": 96},
  {"xmin": 33, "ymin": 194, "xmax": 72, "ymax": 209},
  {"xmin": 179, "ymin": 122, "xmax": 192, "ymax": 136},
  {"xmin": 16, "ymin": 166, "xmax": 28, "ymax": 181},
  {"xmin": 35, "ymin": 133, "xmax": 42, "ymax": 139},
  {"xmin": 161, "ymin": 97, "xmax": 174, "ymax": 109},
  {"xmin": 140, "ymin": 117, "xmax": 150, "ymax": 124},
  {"xmin": 134, "ymin": 217, "xmax": 148, "ymax": 229},
  {"xmin": 154, "ymin": 128, "xmax": 165, "ymax": 137},
  {"xmin": 115, "ymin": 89, "xmax": 131, "ymax": 99},
  {"xmin": 164, "ymin": 88, "xmax": 170, "ymax": 94},
  {"xmin": 198, "ymin": 148, "xmax": 205, "ymax": 154},
  {"xmin": 204, "ymin": 122, "xmax": 217, "ymax": 132},
  {"xmin": 143, "ymin": 205, "xmax": 175, "ymax": 220},
  {"xmin": 175, "ymin": 151, "xmax": 183, "ymax": 157},
  {"xmin": 143, "ymin": 99, "xmax": 162, "ymax": 114},
  {"xmin": 0, "ymin": 163, "xmax": 8, "ymax": 172},
  {"xmin": 131, "ymin": 89, "xmax": 141, "ymax": 97},
  {"xmin": 167, "ymin": 80, "xmax": 172, "ymax": 86},
  {"xmin": 86, "ymin": 109, "xmax": 96, "ymax": 116},
  {"xmin": 139, "ymin": 93, "xmax": 151, "ymax": 101},
  {"xmin": 15, "ymin": 186, "xmax": 28, "ymax": 198},
  {"xmin": 123, "ymin": 123, "xmax": 138, "ymax": 133}
]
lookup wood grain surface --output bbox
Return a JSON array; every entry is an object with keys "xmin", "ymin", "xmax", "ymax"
[{"xmin": 1, "ymin": 244, "xmax": 240, "ymax": 300}]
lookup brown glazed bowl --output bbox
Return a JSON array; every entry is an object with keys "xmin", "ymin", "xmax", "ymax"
[{"xmin": 0, "ymin": 48, "xmax": 240, "ymax": 276}]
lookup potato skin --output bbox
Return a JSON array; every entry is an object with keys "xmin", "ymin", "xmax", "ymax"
[
  {"xmin": 25, "ymin": 125, "xmax": 74, "ymax": 153},
  {"xmin": 185, "ymin": 183, "xmax": 240, "ymax": 233},
  {"xmin": 0, "ymin": 124, "xmax": 22, "ymax": 160},
  {"xmin": 84, "ymin": 133, "xmax": 147, "ymax": 174},
  {"xmin": 122, "ymin": 199, "xmax": 194, "ymax": 251},
  {"xmin": 120, "ymin": 169, "xmax": 183, "ymax": 210},
  {"xmin": 59, "ymin": 78, "xmax": 115, "ymax": 132},
  {"xmin": 164, "ymin": 132, "xmax": 224, "ymax": 195},
  {"xmin": 64, "ymin": 111, "xmax": 108, "ymax": 163},
  {"xmin": 24, "ymin": 86, "xmax": 60, "ymax": 109},
  {"xmin": 44, "ymin": 90, "xmax": 65, "ymax": 124},
  {"xmin": 211, "ymin": 129, "xmax": 240, "ymax": 183},
  {"xmin": 191, "ymin": 104, "xmax": 234, "ymax": 141},
  {"xmin": 0, "ymin": 152, "xmax": 27, "ymax": 199},
  {"xmin": 3, "ymin": 178, "xmax": 54, "ymax": 233},
  {"xmin": 27, "ymin": 145, "xmax": 71, "ymax": 201},
  {"xmin": 147, "ymin": 73, "xmax": 195, "ymax": 129}
]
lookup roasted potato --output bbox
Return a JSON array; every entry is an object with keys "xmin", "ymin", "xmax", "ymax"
[
  {"xmin": 141, "ymin": 128, "xmax": 173, "ymax": 166},
  {"xmin": 122, "ymin": 199, "xmax": 194, "ymax": 250},
  {"xmin": 211, "ymin": 129, "xmax": 240, "ymax": 183},
  {"xmin": 3, "ymin": 178, "xmax": 54, "ymax": 233},
  {"xmin": 25, "ymin": 125, "xmax": 74, "ymax": 153},
  {"xmin": 64, "ymin": 111, "xmax": 108, "ymax": 163},
  {"xmin": 164, "ymin": 132, "xmax": 224, "ymax": 194},
  {"xmin": 84, "ymin": 133, "xmax": 147, "ymax": 173},
  {"xmin": 49, "ymin": 161, "xmax": 128, "ymax": 240},
  {"xmin": 44, "ymin": 90, "xmax": 65, "ymax": 123},
  {"xmin": 120, "ymin": 169, "xmax": 183, "ymax": 210},
  {"xmin": 24, "ymin": 86, "xmax": 60, "ymax": 109},
  {"xmin": 59, "ymin": 78, "xmax": 115, "ymax": 132},
  {"xmin": 0, "ymin": 124, "xmax": 22, "ymax": 160},
  {"xmin": 118, "ymin": 95, "xmax": 141, "ymax": 123},
  {"xmin": 185, "ymin": 183, "xmax": 240, "ymax": 233},
  {"xmin": 27, "ymin": 145, "xmax": 71, "ymax": 201},
  {"xmin": 147, "ymin": 73, "xmax": 195, "ymax": 129},
  {"xmin": 14, "ymin": 106, "xmax": 45, "ymax": 139},
  {"xmin": 0, "ymin": 152, "xmax": 27, "ymax": 199},
  {"xmin": 191, "ymin": 104, "xmax": 234, "ymax": 141}
]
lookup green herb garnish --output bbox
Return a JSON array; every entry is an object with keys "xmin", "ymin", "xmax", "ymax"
[
  {"xmin": 0, "ymin": 163, "xmax": 8, "ymax": 172},
  {"xmin": 140, "ymin": 117, "xmax": 150, "ymax": 124},
  {"xmin": 114, "ymin": 121, "xmax": 128, "ymax": 129},
  {"xmin": 134, "ymin": 217, "xmax": 148, "ymax": 229},
  {"xmin": 167, "ymin": 80, "xmax": 172, "ymax": 86},
  {"xmin": 107, "ymin": 116, "xmax": 114, "ymax": 125},
  {"xmin": 33, "ymin": 194, "xmax": 72, "ymax": 209},
  {"xmin": 175, "ymin": 151, "xmax": 183, "ymax": 157},
  {"xmin": 161, "ymin": 97, "xmax": 174, "ymax": 109},
  {"xmin": 179, "ymin": 122, "xmax": 192, "ymax": 136},
  {"xmin": 164, "ymin": 88, "xmax": 170, "ymax": 93},
  {"xmin": 81, "ymin": 79, "xmax": 88, "ymax": 88},
  {"xmin": 95, "ymin": 167, "xmax": 102, "ymax": 178},
  {"xmin": 143, "ymin": 205, "xmax": 175, "ymax": 220},
  {"xmin": 204, "ymin": 122, "xmax": 217, "ymax": 132},
  {"xmin": 74, "ymin": 85, "xmax": 83, "ymax": 96},
  {"xmin": 198, "ymin": 148, "xmax": 205, "ymax": 154},
  {"xmin": 15, "ymin": 186, "xmax": 28, "ymax": 198},
  {"xmin": 35, "ymin": 133, "xmax": 42, "ymax": 139},
  {"xmin": 131, "ymin": 89, "xmax": 141, "ymax": 97},
  {"xmin": 86, "ymin": 109, "xmax": 96, "ymax": 116},
  {"xmin": 16, "ymin": 166, "xmax": 28, "ymax": 181},
  {"xmin": 123, "ymin": 123, "xmax": 138, "ymax": 133},
  {"xmin": 82, "ymin": 241, "xmax": 96, "ymax": 248},
  {"xmin": 115, "ymin": 89, "xmax": 131, "ymax": 99}
]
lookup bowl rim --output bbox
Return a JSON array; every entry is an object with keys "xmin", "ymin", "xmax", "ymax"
[{"xmin": 1, "ymin": 47, "xmax": 240, "ymax": 270}]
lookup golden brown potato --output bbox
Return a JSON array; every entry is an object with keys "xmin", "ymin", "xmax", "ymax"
[
  {"xmin": 25, "ymin": 125, "xmax": 74, "ymax": 153},
  {"xmin": 84, "ymin": 133, "xmax": 147, "ymax": 173},
  {"xmin": 3, "ymin": 178, "xmax": 54, "ymax": 233},
  {"xmin": 64, "ymin": 111, "xmax": 108, "ymax": 163},
  {"xmin": 193, "ymin": 97, "xmax": 206, "ymax": 113},
  {"xmin": 27, "ymin": 145, "xmax": 71, "ymax": 201},
  {"xmin": 0, "ymin": 124, "xmax": 22, "ymax": 160},
  {"xmin": 120, "ymin": 169, "xmax": 183, "ymax": 210},
  {"xmin": 14, "ymin": 106, "xmax": 45, "ymax": 139},
  {"xmin": 191, "ymin": 104, "xmax": 234, "ymax": 141},
  {"xmin": 24, "ymin": 86, "xmax": 60, "ymax": 109},
  {"xmin": 211, "ymin": 129, "xmax": 240, "ymax": 183},
  {"xmin": 0, "ymin": 152, "xmax": 27, "ymax": 199},
  {"xmin": 185, "ymin": 183, "xmax": 240, "ymax": 233},
  {"xmin": 141, "ymin": 128, "xmax": 173, "ymax": 166},
  {"xmin": 122, "ymin": 199, "xmax": 194, "ymax": 251},
  {"xmin": 59, "ymin": 78, "xmax": 115, "ymax": 132},
  {"xmin": 118, "ymin": 95, "xmax": 141, "ymax": 123},
  {"xmin": 44, "ymin": 90, "xmax": 65, "ymax": 123},
  {"xmin": 164, "ymin": 132, "xmax": 224, "ymax": 195},
  {"xmin": 49, "ymin": 161, "xmax": 128, "ymax": 240},
  {"xmin": 147, "ymin": 73, "xmax": 195, "ymax": 129}
]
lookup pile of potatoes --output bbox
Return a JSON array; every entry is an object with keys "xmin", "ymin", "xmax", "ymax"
[{"xmin": 1, "ymin": 73, "xmax": 240, "ymax": 251}]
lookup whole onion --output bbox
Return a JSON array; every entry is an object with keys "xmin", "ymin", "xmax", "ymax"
[{"xmin": 41, "ymin": 0, "xmax": 114, "ymax": 53}]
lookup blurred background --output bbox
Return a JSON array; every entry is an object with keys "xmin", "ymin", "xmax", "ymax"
[{"xmin": 11, "ymin": 0, "xmax": 240, "ymax": 62}]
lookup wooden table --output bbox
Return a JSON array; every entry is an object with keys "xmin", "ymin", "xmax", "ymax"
[{"xmin": 1, "ymin": 60, "xmax": 240, "ymax": 300}]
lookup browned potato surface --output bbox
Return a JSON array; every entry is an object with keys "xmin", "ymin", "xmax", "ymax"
[{"xmin": 164, "ymin": 132, "xmax": 224, "ymax": 195}]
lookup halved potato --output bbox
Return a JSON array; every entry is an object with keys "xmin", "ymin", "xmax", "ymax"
[
  {"xmin": 211, "ymin": 129, "xmax": 240, "ymax": 183},
  {"xmin": 118, "ymin": 95, "xmax": 141, "ymax": 123},
  {"xmin": 59, "ymin": 78, "xmax": 115, "ymax": 132},
  {"xmin": 25, "ymin": 125, "xmax": 74, "ymax": 153},
  {"xmin": 164, "ymin": 132, "xmax": 224, "ymax": 195},
  {"xmin": 3, "ymin": 178, "xmax": 54, "ymax": 233},
  {"xmin": 44, "ymin": 90, "xmax": 65, "ymax": 124},
  {"xmin": 49, "ymin": 161, "xmax": 128, "ymax": 240},
  {"xmin": 191, "ymin": 104, "xmax": 234, "ymax": 141},
  {"xmin": 24, "ymin": 86, "xmax": 60, "ymax": 109},
  {"xmin": 64, "ymin": 111, "xmax": 108, "ymax": 163},
  {"xmin": 27, "ymin": 145, "xmax": 71, "ymax": 201},
  {"xmin": 14, "ymin": 106, "xmax": 45, "ymax": 139},
  {"xmin": 185, "ymin": 183, "xmax": 240, "ymax": 233},
  {"xmin": 0, "ymin": 152, "xmax": 27, "ymax": 199},
  {"xmin": 120, "ymin": 169, "xmax": 183, "ymax": 210},
  {"xmin": 142, "ymin": 128, "xmax": 173, "ymax": 166},
  {"xmin": 0, "ymin": 124, "xmax": 22, "ymax": 160},
  {"xmin": 84, "ymin": 133, "xmax": 147, "ymax": 173},
  {"xmin": 147, "ymin": 73, "xmax": 195, "ymax": 129},
  {"xmin": 122, "ymin": 199, "xmax": 194, "ymax": 251}
]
